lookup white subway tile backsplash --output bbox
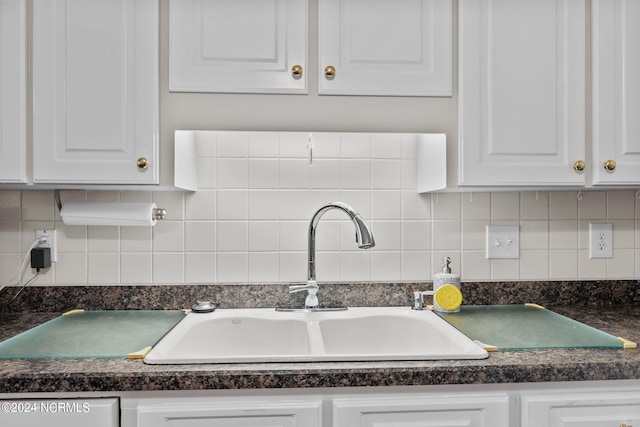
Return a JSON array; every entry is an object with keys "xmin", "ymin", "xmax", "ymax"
[
  {"xmin": 372, "ymin": 134, "xmax": 403, "ymax": 159},
  {"xmin": 185, "ymin": 222, "xmax": 216, "ymax": 252},
  {"xmin": 579, "ymin": 191, "xmax": 607, "ymax": 219},
  {"xmin": 248, "ymin": 190, "xmax": 279, "ymax": 220},
  {"xmin": 153, "ymin": 221, "xmax": 185, "ymax": 252},
  {"xmin": 372, "ymin": 160, "xmax": 402, "ymax": 189},
  {"xmin": 372, "ymin": 190, "xmax": 402, "ymax": 220},
  {"xmin": 248, "ymin": 252, "xmax": 280, "ymax": 282},
  {"xmin": 341, "ymin": 160, "xmax": 371, "ymax": 189},
  {"xmin": 607, "ymin": 249, "xmax": 635, "ymax": 279},
  {"xmin": 371, "ymin": 251, "xmax": 402, "ymax": 281},
  {"xmin": 578, "ymin": 250, "xmax": 607, "ymax": 279},
  {"xmin": 185, "ymin": 190, "xmax": 216, "ymax": 220},
  {"xmin": 87, "ymin": 226, "xmax": 119, "ymax": 252},
  {"xmin": 22, "ymin": 191, "xmax": 54, "ymax": 221},
  {"xmin": 310, "ymin": 159, "xmax": 341, "ymax": 189},
  {"xmin": 217, "ymin": 190, "xmax": 248, "ymax": 220},
  {"xmin": 88, "ymin": 253, "xmax": 119, "ymax": 284},
  {"xmin": 5, "ymin": 132, "xmax": 640, "ymax": 284},
  {"xmin": 121, "ymin": 253, "xmax": 152, "ymax": 284},
  {"xmin": 0, "ymin": 190, "xmax": 21, "ymax": 221},
  {"xmin": 608, "ymin": 191, "xmax": 635, "ymax": 219},
  {"xmin": 432, "ymin": 192, "xmax": 461, "ymax": 220},
  {"xmin": 279, "ymin": 252, "xmax": 307, "ymax": 282},
  {"xmin": 185, "ymin": 252, "xmax": 216, "ymax": 283},
  {"xmin": 248, "ymin": 132, "xmax": 279, "ymax": 158},
  {"xmin": 279, "ymin": 159, "xmax": 311, "ymax": 189},
  {"xmin": 519, "ymin": 250, "xmax": 549, "ymax": 280},
  {"xmin": 341, "ymin": 133, "xmax": 371, "ymax": 158},
  {"xmin": 402, "ymin": 251, "xmax": 430, "ymax": 281},
  {"xmin": 520, "ymin": 192, "xmax": 549, "ymax": 220},
  {"xmin": 217, "ymin": 131, "xmax": 248, "ymax": 157},
  {"xmin": 153, "ymin": 253, "xmax": 184, "ymax": 283},
  {"xmin": 402, "ymin": 221, "xmax": 431, "ymax": 251},
  {"xmin": 549, "ymin": 192, "xmax": 578, "ymax": 219},
  {"xmin": 248, "ymin": 221, "xmax": 279, "ymax": 252},
  {"xmin": 549, "ymin": 220, "xmax": 578, "ymax": 249},
  {"xmin": 311, "ymin": 133, "xmax": 341, "ymax": 158},
  {"xmin": 249, "ymin": 159, "xmax": 280, "ymax": 189},
  {"xmin": 491, "ymin": 192, "xmax": 520, "ymax": 220},
  {"xmin": 119, "ymin": 227, "xmax": 151, "ymax": 253},
  {"xmin": 217, "ymin": 222, "xmax": 248, "ymax": 252},
  {"xmin": 216, "ymin": 158, "xmax": 248, "ymax": 189}
]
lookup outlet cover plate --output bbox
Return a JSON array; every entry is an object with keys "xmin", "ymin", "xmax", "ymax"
[
  {"xmin": 486, "ymin": 225, "xmax": 519, "ymax": 259},
  {"xmin": 589, "ymin": 222, "xmax": 613, "ymax": 259}
]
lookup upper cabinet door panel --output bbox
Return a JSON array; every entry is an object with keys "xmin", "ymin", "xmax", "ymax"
[
  {"xmin": 318, "ymin": 0, "xmax": 452, "ymax": 96},
  {"xmin": 459, "ymin": 0, "xmax": 586, "ymax": 187},
  {"xmin": 32, "ymin": 0, "xmax": 159, "ymax": 184},
  {"xmin": 169, "ymin": 0, "xmax": 308, "ymax": 94},
  {"xmin": 0, "ymin": 0, "xmax": 26, "ymax": 183},
  {"xmin": 592, "ymin": 0, "xmax": 640, "ymax": 185}
]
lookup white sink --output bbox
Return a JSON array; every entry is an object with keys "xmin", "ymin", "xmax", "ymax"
[{"xmin": 144, "ymin": 307, "xmax": 488, "ymax": 364}]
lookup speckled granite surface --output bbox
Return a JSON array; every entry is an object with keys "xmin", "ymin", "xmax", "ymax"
[{"xmin": 0, "ymin": 282, "xmax": 639, "ymax": 393}]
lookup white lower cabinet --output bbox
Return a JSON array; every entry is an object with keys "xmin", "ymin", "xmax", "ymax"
[
  {"xmin": 332, "ymin": 394, "xmax": 509, "ymax": 427},
  {"xmin": 135, "ymin": 397, "xmax": 322, "ymax": 427},
  {"xmin": 521, "ymin": 390, "xmax": 640, "ymax": 427},
  {"xmin": 0, "ymin": 397, "xmax": 119, "ymax": 427}
]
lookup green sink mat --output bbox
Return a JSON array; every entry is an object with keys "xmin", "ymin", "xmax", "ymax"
[
  {"xmin": 0, "ymin": 310, "xmax": 185, "ymax": 359},
  {"xmin": 436, "ymin": 304, "xmax": 628, "ymax": 351}
]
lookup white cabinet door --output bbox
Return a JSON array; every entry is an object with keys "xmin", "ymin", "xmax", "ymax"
[
  {"xmin": 0, "ymin": 397, "xmax": 118, "ymax": 427},
  {"xmin": 592, "ymin": 0, "xmax": 640, "ymax": 185},
  {"xmin": 32, "ymin": 0, "xmax": 159, "ymax": 184},
  {"xmin": 137, "ymin": 398, "xmax": 322, "ymax": 427},
  {"xmin": 522, "ymin": 391, "xmax": 640, "ymax": 427},
  {"xmin": 333, "ymin": 394, "xmax": 509, "ymax": 427},
  {"xmin": 169, "ymin": 0, "xmax": 308, "ymax": 94},
  {"xmin": 0, "ymin": 0, "xmax": 26, "ymax": 183},
  {"xmin": 459, "ymin": 0, "xmax": 586, "ymax": 187},
  {"xmin": 318, "ymin": 0, "xmax": 452, "ymax": 96}
]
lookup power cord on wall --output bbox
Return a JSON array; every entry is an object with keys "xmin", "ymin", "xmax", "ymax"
[{"xmin": 1, "ymin": 237, "xmax": 50, "ymax": 305}]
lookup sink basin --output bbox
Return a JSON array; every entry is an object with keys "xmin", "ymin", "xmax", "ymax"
[{"xmin": 144, "ymin": 307, "xmax": 488, "ymax": 364}]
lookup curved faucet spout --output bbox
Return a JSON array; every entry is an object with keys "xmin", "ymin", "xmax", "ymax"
[{"xmin": 303, "ymin": 202, "xmax": 375, "ymax": 308}]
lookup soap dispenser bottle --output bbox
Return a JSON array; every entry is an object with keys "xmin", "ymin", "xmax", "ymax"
[{"xmin": 433, "ymin": 256, "xmax": 460, "ymax": 290}]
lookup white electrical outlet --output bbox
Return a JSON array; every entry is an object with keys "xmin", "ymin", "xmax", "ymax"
[
  {"xmin": 589, "ymin": 223, "xmax": 612, "ymax": 259},
  {"xmin": 486, "ymin": 225, "xmax": 519, "ymax": 259},
  {"xmin": 35, "ymin": 229, "xmax": 57, "ymax": 263}
]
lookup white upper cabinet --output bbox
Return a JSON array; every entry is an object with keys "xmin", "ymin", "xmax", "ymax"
[
  {"xmin": 459, "ymin": 0, "xmax": 586, "ymax": 187},
  {"xmin": 592, "ymin": 0, "xmax": 640, "ymax": 185},
  {"xmin": 169, "ymin": 0, "xmax": 308, "ymax": 94},
  {"xmin": 318, "ymin": 0, "xmax": 452, "ymax": 96},
  {"xmin": 0, "ymin": 0, "xmax": 26, "ymax": 183},
  {"xmin": 32, "ymin": 0, "xmax": 159, "ymax": 184}
]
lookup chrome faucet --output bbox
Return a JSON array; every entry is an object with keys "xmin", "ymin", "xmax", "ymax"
[{"xmin": 289, "ymin": 202, "xmax": 375, "ymax": 309}]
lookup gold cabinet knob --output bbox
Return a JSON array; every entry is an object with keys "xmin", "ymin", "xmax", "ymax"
[
  {"xmin": 603, "ymin": 159, "xmax": 616, "ymax": 171},
  {"xmin": 291, "ymin": 65, "xmax": 303, "ymax": 78},
  {"xmin": 137, "ymin": 157, "xmax": 149, "ymax": 170},
  {"xmin": 572, "ymin": 160, "xmax": 586, "ymax": 172},
  {"xmin": 324, "ymin": 65, "xmax": 336, "ymax": 80},
  {"xmin": 620, "ymin": 424, "xmax": 632, "ymax": 427}
]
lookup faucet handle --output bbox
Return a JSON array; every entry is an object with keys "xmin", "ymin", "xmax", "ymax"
[{"xmin": 289, "ymin": 281, "xmax": 319, "ymax": 294}]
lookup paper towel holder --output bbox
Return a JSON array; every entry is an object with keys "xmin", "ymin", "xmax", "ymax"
[{"xmin": 54, "ymin": 190, "xmax": 167, "ymax": 225}]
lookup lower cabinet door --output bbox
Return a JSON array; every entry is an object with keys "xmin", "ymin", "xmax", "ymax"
[
  {"xmin": 522, "ymin": 391, "xmax": 640, "ymax": 427},
  {"xmin": 137, "ymin": 398, "xmax": 322, "ymax": 427},
  {"xmin": 0, "ymin": 397, "xmax": 119, "ymax": 427},
  {"xmin": 332, "ymin": 394, "xmax": 509, "ymax": 427}
]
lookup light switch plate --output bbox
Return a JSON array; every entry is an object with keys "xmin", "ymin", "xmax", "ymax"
[{"xmin": 486, "ymin": 225, "xmax": 519, "ymax": 259}]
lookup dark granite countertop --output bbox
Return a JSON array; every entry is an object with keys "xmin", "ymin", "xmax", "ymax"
[
  {"xmin": 0, "ymin": 305, "xmax": 639, "ymax": 393},
  {"xmin": 0, "ymin": 282, "xmax": 639, "ymax": 393}
]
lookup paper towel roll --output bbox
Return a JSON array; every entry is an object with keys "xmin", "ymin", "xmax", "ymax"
[{"xmin": 60, "ymin": 202, "xmax": 159, "ymax": 226}]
